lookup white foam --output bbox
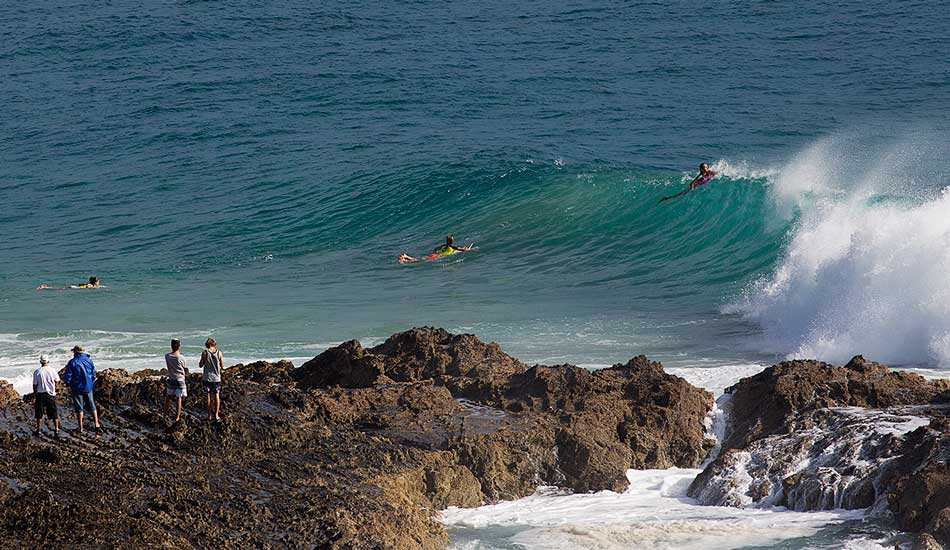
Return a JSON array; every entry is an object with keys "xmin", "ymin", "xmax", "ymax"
[
  {"xmin": 667, "ymin": 363, "xmax": 767, "ymax": 397},
  {"xmin": 691, "ymin": 406, "xmax": 931, "ymax": 512},
  {"xmin": 442, "ymin": 469, "xmax": 863, "ymax": 550},
  {"xmin": 728, "ymin": 133, "xmax": 950, "ymax": 367},
  {"xmin": 0, "ymin": 330, "xmax": 321, "ymax": 395},
  {"xmin": 832, "ymin": 406, "xmax": 931, "ymax": 437},
  {"xmin": 709, "ymin": 159, "xmax": 779, "ymax": 181}
]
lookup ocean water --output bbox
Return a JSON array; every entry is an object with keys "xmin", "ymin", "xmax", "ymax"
[{"xmin": 3, "ymin": 1, "xmax": 950, "ymax": 548}]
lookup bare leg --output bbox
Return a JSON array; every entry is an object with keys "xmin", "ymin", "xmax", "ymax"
[
  {"xmin": 398, "ymin": 253, "xmax": 420, "ymax": 263},
  {"xmin": 206, "ymin": 392, "xmax": 212, "ymax": 420},
  {"xmin": 35, "ymin": 417, "xmax": 41, "ymax": 435},
  {"xmin": 54, "ymin": 418, "xmax": 60, "ymax": 433},
  {"xmin": 214, "ymin": 392, "xmax": 221, "ymax": 420},
  {"xmin": 77, "ymin": 411, "xmax": 84, "ymax": 433},
  {"xmin": 92, "ymin": 409, "xmax": 100, "ymax": 429},
  {"xmin": 175, "ymin": 397, "xmax": 182, "ymax": 422}
]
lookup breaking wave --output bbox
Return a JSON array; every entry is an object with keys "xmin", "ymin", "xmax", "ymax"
[{"xmin": 727, "ymin": 131, "xmax": 950, "ymax": 366}]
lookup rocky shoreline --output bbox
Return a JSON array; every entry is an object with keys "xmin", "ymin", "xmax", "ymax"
[
  {"xmin": 689, "ymin": 356, "xmax": 950, "ymax": 549},
  {"xmin": 1, "ymin": 328, "xmax": 949, "ymax": 548}
]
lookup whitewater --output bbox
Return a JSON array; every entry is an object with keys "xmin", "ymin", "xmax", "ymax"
[
  {"xmin": 441, "ymin": 364, "xmax": 930, "ymax": 550},
  {"xmin": 727, "ymin": 133, "xmax": 950, "ymax": 366}
]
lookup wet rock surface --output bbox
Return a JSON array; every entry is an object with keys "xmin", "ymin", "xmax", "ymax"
[
  {"xmin": 718, "ymin": 355, "xmax": 945, "ymax": 452},
  {"xmin": 0, "ymin": 327, "xmax": 713, "ymax": 549},
  {"xmin": 689, "ymin": 355, "xmax": 950, "ymax": 549}
]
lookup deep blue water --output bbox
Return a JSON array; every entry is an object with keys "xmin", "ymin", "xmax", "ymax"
[
  {"xmin": 3, "ymin": 0, "xmax": 950, "ymax": 373},
  {"xmin": 2, "ymin": 4, "xmax": 950, "ymax": 545}
]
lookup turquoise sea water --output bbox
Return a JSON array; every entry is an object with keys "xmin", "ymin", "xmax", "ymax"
[{"xmin": 3, "ymin": 2, "xmax": 950, "ymax": 547}]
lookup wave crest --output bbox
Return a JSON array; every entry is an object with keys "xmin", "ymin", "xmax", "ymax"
[{"xmin": 727, "ymin": 133, "xmax": 950, "ymax": 366}]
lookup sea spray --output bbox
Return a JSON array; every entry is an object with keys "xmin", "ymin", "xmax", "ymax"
[
  {"xmin": 688, "ymin": 407, "xmax": 930, "ymax": 512},
  {"xmin": 728, "ymin": 184, "xmax": 950, "ymax": 365},
  {"xmin": 722, "ymin": 131, "xmax": 950, "ymax": 366}
]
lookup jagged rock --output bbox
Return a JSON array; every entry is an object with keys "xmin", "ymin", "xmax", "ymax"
[
  {"xmin": 227, "ymin": 360, "xmax": 296, "ymax": 384},
  {"xmin": 0, "ymin": 328, "xmax": 715, "ymax": 549},
  {"xmin": 891, "ymin": 446, "xmax": 950, "ymax": 547},
  {"xmin": 690, "ymin": 355, "xmax": 950, "ymax": 548},
  {"xmin": 0, "ymin": 381, "xmax": 29, "ymax": 439},
  {"xmin": 295, "ymin": 327, "xmax": 526, "ymax": 397},
  {"xmin": 503, "ymin": 357, "xmax": 715, "ymax": 470},
  {"xmin": 296, "ymin": 340, "xmax": 390, "ymax": 389},
  {"xmin": 421, "ymin": 459, "xmax": 484, "ymax": 509},
  {"xmin": 455, "ymin": 425, "xmax": 560, "ymax": 500},
  {"xmin": 296, "ymin": 329, "xmax": 714, "ymax": 495},
  {"xmin": 0, "ymin": 381, "xmax": 21, "ymax": 410},
  {"xmin": 555, "ymin": 427, "xmax": 632, "ymax": 493},
  {"xmin": 94, "ymin": 368, "xmax": 163, "ymax": 408},
  {"xmin": 690, "ymin": 406, "xmax": 926, "ymax": 510},
  {"xmin": 369, "ymin": 328, "xmax": 527, "ymax": 381},
  {"xmin": 721, "ymin": 356, "xmax": 942, "ymax": 452},
  {"xmin": 914, "ymin": 533, "xmax": 945, "ymax": 550}
]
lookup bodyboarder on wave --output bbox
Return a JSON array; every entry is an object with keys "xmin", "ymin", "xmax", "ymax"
[
  {"xmin": 659, "ymin": 163, "xmax": 719, "ymax": 203},
  {"xmin": 398, "ymin": 235, "xmax": 476, "ymax": 264},
  {"xmin": 37, "ymin": 276, "xmax": 103, "ymax": 290}
]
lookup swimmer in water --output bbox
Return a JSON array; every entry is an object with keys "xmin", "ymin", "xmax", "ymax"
[
  {"xmin": 398, "ymin": 235, "xmax": 476, "ymax": 263},
  {"xmin": 37, "ymin": 276, "xmax": 102, "ymax": 290}
]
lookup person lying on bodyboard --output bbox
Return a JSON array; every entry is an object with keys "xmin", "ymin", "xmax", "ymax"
[
  {"xmin": 37, "ymin": 276, "xmax": 103, "ymax": 290},
  {"xmin": 398, "ymin": 235, "xmax": 476, "ymax": 263},
  {"xmin": 659, "ymin": 163, "xmax": 719, "ymax": 203}
]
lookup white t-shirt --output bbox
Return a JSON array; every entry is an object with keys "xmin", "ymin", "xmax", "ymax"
[{"xmin": 33, "ymin": 365, "xmax": 60, "ymax": 395}]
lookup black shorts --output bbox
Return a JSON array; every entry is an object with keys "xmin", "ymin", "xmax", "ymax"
[
  {"xmin": 34, "ymin": 392, "xmax": 58, "ymax": 420},
  {"xmin": 202, "ymin": 380, "xmax": 221, "ymax": 394}
]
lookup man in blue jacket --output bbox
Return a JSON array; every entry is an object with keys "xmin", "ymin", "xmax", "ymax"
[{"xmin": 62, "ymin": 345, "xmax": 101, "ymax": 434}]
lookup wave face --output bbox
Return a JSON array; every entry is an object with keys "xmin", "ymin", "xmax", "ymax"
[
  {"xmin": 4, "ymin": 133, "xmax": 950, "ymax": 390},
  {"xmin": 727, "ymin": 133, "xmax": 950, "ymax": 366},
  {"xmin": 0, "ymin": 157, "xmax": 790, "ymax": 391}
]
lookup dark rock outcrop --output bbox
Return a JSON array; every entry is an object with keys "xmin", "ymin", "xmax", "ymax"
[
  {"xmin": 0, "ymin": 381, "xmax": 23, "ymax": 413},
  {"xmin": 295, "ymin": 328, "xmax": 528, "ymax": 408},
  {"xmin": 0, "ymin": 327, "xmax": 713, "ymax": 549},
  {"xmin": 720, "ymin": 356, "xmax": 943, "ymax": 452},
  {"xmin": 296, "ymin": 330, "xmax": 715, "ymax": 494},
  {"xmin": 689, "ymin": 355, "xmax": 950, "ymax": 549}
]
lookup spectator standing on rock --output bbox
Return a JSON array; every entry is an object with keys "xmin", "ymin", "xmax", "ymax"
[
  {"xmin": 32, "ymin": 354, "xmax": 60, "ymax": 437},
  {"xmin": 62, "ymin": 345, "xmax": 101, "ymax": 434},
  {"xmin": 163, "ymin": 339, "xmax": 188, "ymax": 422},
  {"xmin": 199, "ymin": 338, "xmax": 224, "ymax": 422}
]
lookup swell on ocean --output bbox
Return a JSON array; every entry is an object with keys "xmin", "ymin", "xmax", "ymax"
[{"xmin": 4, "ymin": 130, "xmax": 950, "ymax": 395}]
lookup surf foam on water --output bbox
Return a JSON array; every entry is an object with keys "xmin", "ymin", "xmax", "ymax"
[
  {"xmin": 0, "ymin": 330, "xmax": 326, "ymax": 395},
  {"xmin": 443, "ymin": 468, "xmax": 866, "ymax": 550},
  {"xmin": 440, "ymin": 362, "xmax": 904, "ymax": 550},
  {"xmin": 690, "ymin": 406, "xmax": 931, "ymax": 512},
  {"xmin": 726, "ymin": 132, "xmax": 950, "ymax": 366}
]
